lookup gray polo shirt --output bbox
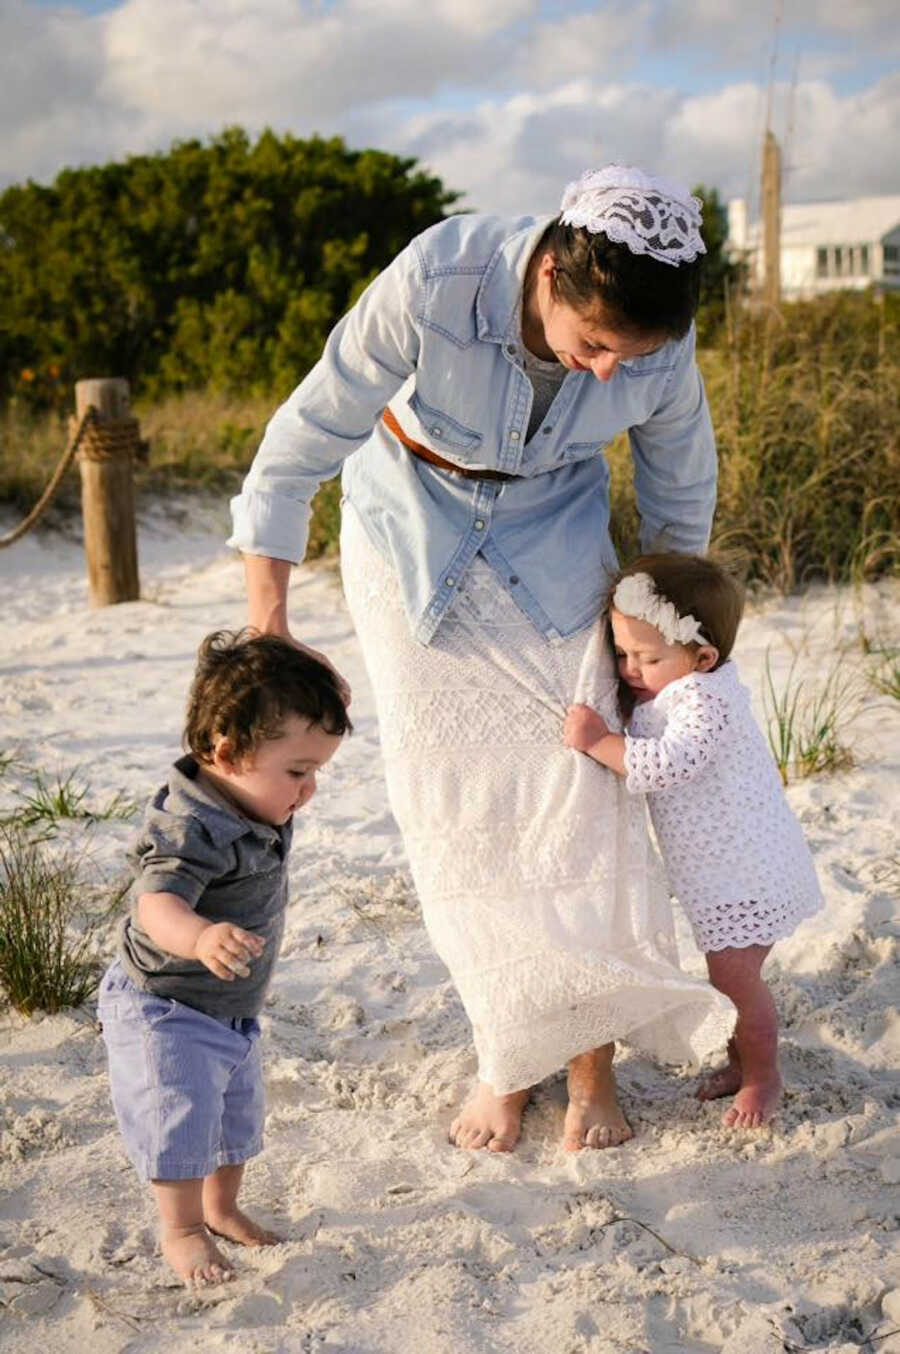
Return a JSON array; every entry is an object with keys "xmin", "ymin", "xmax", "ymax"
[{"xmin": 117, "ymin": 755, "xmax": 293, "ymax": 1019}]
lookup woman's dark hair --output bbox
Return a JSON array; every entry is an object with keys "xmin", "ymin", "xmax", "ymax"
[
  {"xmin": 538, "ymin": 220, "xmax": 704, "ymax": 340},
  {"xmin": 185, "ymin": 629, "xmax": 352, "ymax": 764}
]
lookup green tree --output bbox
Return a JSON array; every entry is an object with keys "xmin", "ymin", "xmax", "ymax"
[
  {"xmin": 0, "ymin": 129, "xmax": 458, "ymax": 407},
  {"xmin": 692, "ymin": 183, "xmax": 743, "ymax": 343}
]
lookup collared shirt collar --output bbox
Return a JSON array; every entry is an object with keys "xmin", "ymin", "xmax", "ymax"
[
  {"xmin": 475, "ymin": 215, "xmax": 555, "ymax": 345},
  {"xmin": 164, "ymin": 754, "xmax": 287, "ymax": 850}
]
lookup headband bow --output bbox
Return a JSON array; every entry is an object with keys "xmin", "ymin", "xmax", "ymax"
[{"xmin": 612, "ymin": 573, "xmax": 708, "ymax": 646}]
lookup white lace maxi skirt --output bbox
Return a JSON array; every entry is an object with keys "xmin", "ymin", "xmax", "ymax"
[{"xmin": 340, "ymin": 507, "xmax": 731, "ymax": 1094}]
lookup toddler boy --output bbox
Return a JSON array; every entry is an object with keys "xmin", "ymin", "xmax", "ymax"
[{"xmin": 98, "ymin": 630, "xmax": 351, "ymax": 1285}]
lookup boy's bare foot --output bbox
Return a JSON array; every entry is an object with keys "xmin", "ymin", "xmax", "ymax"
[
  {"xmin": 449, "ymin": 1082, "xmax": 530, "ymax": 1152},
  {"xmin": 563, "ymin": 1046, "xmax": 633, "ymax": 1151},
  {"xmin": 161, "ymin": 1224, "xmax": 235, "ymax": 1286},
  {"xmin": 205, "ymin": 1206, "xmax": 282, "ymax": 1247},
  {"xmin": 722, "ymin": 1071, "xmax": 782, "ymax": 1129},
  {"xmin": 697, "ymin": 1038, "xmax": 742, "ymax": 1101}
]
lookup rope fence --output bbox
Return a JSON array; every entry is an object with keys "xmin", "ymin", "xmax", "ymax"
[
  {"xmin": 0, "ymin": 406, "xmax": 95, "ymax": 549},
  {"xmin": 1, "ymin": 379, "xmax": 142, "ymax": 605},
  {"xmin": 0, "ymin": 408, "xmax": 143, "ymax": 549}
]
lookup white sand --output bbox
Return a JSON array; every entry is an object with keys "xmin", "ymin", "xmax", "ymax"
[{"xmin": 1, "ymin": 502, "xmax": 898, "ymax": 1354}]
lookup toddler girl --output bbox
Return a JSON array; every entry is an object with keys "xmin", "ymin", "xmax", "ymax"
[{"xmin": 564, "ymin": 554, "xmax": 823, "ymax": 1127}]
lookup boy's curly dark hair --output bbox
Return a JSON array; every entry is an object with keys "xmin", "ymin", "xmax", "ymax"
[{"xmin": 184, "ymin": 630, "xmax": 352, "ymax": 764}]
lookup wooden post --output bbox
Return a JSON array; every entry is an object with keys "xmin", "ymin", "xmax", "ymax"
[
  {"xmin": 762, "ymin": 130, "xmax": 781, "ymax": 309},
  {"xmin": 75, "ymin": 378, "xmax": 140, "ymax": 606}
]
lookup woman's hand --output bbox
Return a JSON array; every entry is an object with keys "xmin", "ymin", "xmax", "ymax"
[
  {"xmin": 564, "ymin": 703, "xmax": 610, "ymax": 752},
  {"xmin": 244, "ymin": 552, "xmax": 352, "ymax": 705},
  {"xmin": 194, "ymin": 923, "xmax": 266, "ymax": 982},
  {"xmin": 293, "ymin": 638, "xmax": 353, "ymax": 707}
]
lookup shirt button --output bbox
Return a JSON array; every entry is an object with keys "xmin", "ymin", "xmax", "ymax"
[
  {"xmin": 506, "ymin": 344, "xmax": 517, "ymax": 356},
  {"xmin": 509, "ymin": 575, "xmax": 519, "ymax": 585},
  {"xmin": 510, "ymin": 430, "xmax": 520, "ymax": 441},
  {"xmin": 542, "ymin": 426, "xmax": 553, "ymax": 434},
  {"xmin": 430, "ymin": 425, "xmax": 442, "ymax": 437},
  {"xmin": 474, "ymin": 519, "xmax": 485, "ymax": 530},
  {"xmin": 445, "ymin": 576, "xmax": 456, "ymax": 587}
]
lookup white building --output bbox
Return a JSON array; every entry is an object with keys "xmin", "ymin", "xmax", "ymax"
[{"xmin": 727, "ymin": 194, "xmax": 900, "ymax": 299}]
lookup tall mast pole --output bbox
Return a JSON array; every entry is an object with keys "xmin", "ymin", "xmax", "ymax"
[{"xmin": 762, "ymin": 129, "xmax": 781, "ymax": 308}]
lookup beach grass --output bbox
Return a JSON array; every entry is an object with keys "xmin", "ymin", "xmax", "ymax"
[
  {"xmin": 867, "ymin": 645, "xmax": 900, "ymax": 701},
  {"xmin": 2, "ymin": 768, "xmax": 138, "ymax": 832},
  {"xmin": 0, "ymin": 823, "xmax": 102, "ymax": 1014},
  {"xmin": 2, "ymin": 290, "xmax": 897, "ymax": 578},
  {"xmin": 762, "ymin": 649, "xmax": 861, "ymax": 784}
]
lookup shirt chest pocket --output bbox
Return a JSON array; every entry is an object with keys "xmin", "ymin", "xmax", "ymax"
[{"xmin": 406, "ymin": 389, "xmax": 484, "ymax": 464}]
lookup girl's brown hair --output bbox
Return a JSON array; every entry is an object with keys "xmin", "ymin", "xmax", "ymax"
[
  {"xmin": 184, "ymin": 630, "xmax": 351, "ymax": 764},
  {"xmin": 609, "ymin": 554, "xmax": 745, "ymax": 666},
  {"xmin": 537, "ymin": 220, "xmax": 703, "ymax": 340}
]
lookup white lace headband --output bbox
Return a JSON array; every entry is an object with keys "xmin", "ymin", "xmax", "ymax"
[
  {"xmin": 560, "ymin": 165, "xmax": 706, "ymax": 267},
  {"xmin": 612, "ymin": 573, "xmax": 708, "ymax": 646}
]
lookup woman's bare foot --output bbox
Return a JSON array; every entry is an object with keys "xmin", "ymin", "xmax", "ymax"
[
  {"xmin": 449, "ymin": 1082, "xmax": 530, "ymax": 1152},
  {"xmin": 563, "ymin": 1045, "xmax": 633, "ymax": 1151},
  {"xmin": 696, "ymin": 1038, "xmax": 742, "ymax": 1101},
  {"xmin": 204, "ymin": 1206, "xmax": 282, "ymax": 1247},
  {"xmin": 161, "ymin": 1223, "xmax": 235, "ymax": 1286},
  {"xmin": 722, "ymin": 1071, "xmax": 782, "ymax": 1129}
]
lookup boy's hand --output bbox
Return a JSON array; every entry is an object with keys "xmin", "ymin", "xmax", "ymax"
[
  {"xmin": 564, "ymin": 703, "xmax": 610, "ymax": 752},
  {"xmin": 194, "ymin": 924, "xmax": 265, "ymax": 981}
]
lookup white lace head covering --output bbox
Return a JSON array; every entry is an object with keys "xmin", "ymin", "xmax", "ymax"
[
  {"xmin": 612, "ymin": 572, "xmax": 708, "ymax": 646},
  {"xmin": 560, "ymin": 166, "xmax": 706, "ymax": 268}
]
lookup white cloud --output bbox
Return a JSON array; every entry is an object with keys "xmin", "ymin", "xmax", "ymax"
[
  {"xmin": 0, "ymin": 0, "xmax": 897, "ymax": 215},
  {"xmin": 783, "ymin": 73, "xmax": 900, "ymax": 201},
  {"xmin": 98, "ymin": 0, "xmax": 527, "ymax": 134},
  {"xmin": 404, "ymin": 82, "xmax": 686, "ymax": 215},
  {"xmin": 0, "ymin": 2, "xmax": 98, "ymax": 126},
  {"xmin": 649, "ymin": 0, "xmax": 900, "ymax": 71},
  {"xmin": 509, "ymin": 4, "xmax": 654, "ymax": 88},
  {"xmin": 398, "ymin": 75, "xmax": 900, "ymax": 215},
  {"xmin": 357, "ymin": 0, "xmax": 537, "ymax": 37}
]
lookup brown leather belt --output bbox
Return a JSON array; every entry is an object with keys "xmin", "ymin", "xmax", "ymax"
[{"xmin": 382, "ymin": 407, "xmax": 518, "ymax": 482}]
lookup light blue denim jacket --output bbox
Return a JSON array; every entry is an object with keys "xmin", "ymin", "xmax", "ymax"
[{"xmin": 229, "ymin": 213, "xmax": 717, "ymax": 645}]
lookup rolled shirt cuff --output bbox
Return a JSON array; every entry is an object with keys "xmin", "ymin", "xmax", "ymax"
[{"xmin": 227, "ymin": 489, "xmax": 311, "ymax": 563}]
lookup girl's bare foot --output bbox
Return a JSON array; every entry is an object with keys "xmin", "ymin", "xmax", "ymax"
[
  {"xmin": 564, "ymin": 1045, "xmax": 633, "ymax": 1151},
  {"xmin": 449, "ymin": 1082, "xmax": 530, "ymax": 1152},
  {"xmin": 697, "ymin": 1037, "xmax": 742, "ymax": 1101},
  {"xmin": 705, "ymin": 947, "xmax": 780, "ymax": 1131},
  {"xmin": 722, "ymin": 1071, "xmax": 782, "ymax": 1128},
  {"xmin": 204, "ymin": 1206, "xmax": 282, "ymax": 1247},
  {"xmin": 161, "ymin": 1223, "xmax": 235, "ymax": 1286}
]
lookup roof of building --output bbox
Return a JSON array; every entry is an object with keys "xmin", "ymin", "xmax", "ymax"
[{"xmin": 738, "ymin": 194, "xmax": 900, "ymax": 247}]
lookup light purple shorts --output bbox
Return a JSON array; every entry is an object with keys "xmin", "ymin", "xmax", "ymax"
[{"xmin": 98, "ymin": 962, "xmax": 264, "ymax": 1182}]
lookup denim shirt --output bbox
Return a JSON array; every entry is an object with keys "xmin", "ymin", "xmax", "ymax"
[{"xmin": 229, "ymin": 213, "xmax": 717, "ymax": 645}]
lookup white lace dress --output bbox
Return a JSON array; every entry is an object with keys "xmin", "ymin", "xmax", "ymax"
[
  {"xmin": 625, "ymin": 661, "xmax": 824, "ymax": 953},
  {"xmin": 340, "ymin": 507, "xmax": 731, "ymax": 1094}
]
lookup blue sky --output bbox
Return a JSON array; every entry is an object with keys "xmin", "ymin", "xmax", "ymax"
[{"xmin": 4, "ymin": 0, "xmax": 898, "ymax": 217}]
